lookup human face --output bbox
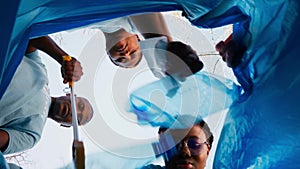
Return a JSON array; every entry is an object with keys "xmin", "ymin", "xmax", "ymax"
[
  {"xmin": 49, "ymin": 96, "xmax": 93, "ymax": 127},
  {"xmin": 165, "ymin": 125, "xmax": 210, "ymax": 169},
  {"xmin": 108, "ymin": 35, "xmax": 142, "ymax": 68}
]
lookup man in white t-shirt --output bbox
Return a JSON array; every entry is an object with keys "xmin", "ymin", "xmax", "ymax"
[{"xmin": 0, "ymin": 36, "xmax": 94, "ymax": 155}]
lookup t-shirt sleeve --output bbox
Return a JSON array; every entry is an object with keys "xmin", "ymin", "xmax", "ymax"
[
  {"xmin": 2, "ymin": 125, "xmax": 40, "ymax": 154},
  {"xmin": 1, "ymin": 105, "xmax": 48, "ymax": 155}
]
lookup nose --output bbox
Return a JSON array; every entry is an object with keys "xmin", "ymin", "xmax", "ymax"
[
  {"xmin": 178, "ymin": 142, "xmax": 192, "ymax": 158},
  {"xmin": 122, "ymin": 51, "xmax": 132, "ymax": 61},
  {"xmin": 123, "ymin": 49, "xmax": 131, "ymax": 56}
]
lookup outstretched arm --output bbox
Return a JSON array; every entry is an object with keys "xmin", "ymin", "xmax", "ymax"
[
  {"xmin": 130, "ymin": 13, "xmax": 173, "ymax": 42},
  {"xmin": 27, "ymin": 36, "xmax": 83, "ymax": 83},
  {"xmin": 27, "ymin": 36, "xmax": 67, "ymax": 64}
]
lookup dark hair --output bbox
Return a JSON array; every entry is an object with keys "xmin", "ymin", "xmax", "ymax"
[
  {"xmin": 158, "ymin": 115, "xmax": 214, "ymax": 148},
  {"xmin": 166, "ymin": 41, "xmax": 204, "ymax": 74},
  {"xmin": 198, "ymin": 119, "xmax": 214, "ymax": 148}
]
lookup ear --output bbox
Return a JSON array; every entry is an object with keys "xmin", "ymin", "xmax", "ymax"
[{"xmin": 206, "ymin": 147, "xmax": 211, "ymax": 156}]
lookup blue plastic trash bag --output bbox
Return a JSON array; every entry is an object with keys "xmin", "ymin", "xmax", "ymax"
[{"xmin": 129, "ymin": 71, "xmax": 239, "ymax": 128}]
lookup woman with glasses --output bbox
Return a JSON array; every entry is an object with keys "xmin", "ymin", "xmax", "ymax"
[{"xmin": 142, "ymin": 115, "xmax": 214, "ymax": 169}]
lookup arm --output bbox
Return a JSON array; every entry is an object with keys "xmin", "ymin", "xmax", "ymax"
[
  {"xmin": 27, "ymin": 36, "xmax": 67, "ymax": 64},
  {"xmin": 0, "ymin": 128, "xmax": 39, "ymax": 154},
  {"xmin": 0, "ymin": 100, "xmax": 48, "ymax": 155},
  {"xmin": 28, "ymin": 36, "xmax": 83, "ymax": 83},
  {"xmin": 130, "ymin": 13, "xmax": 173, "ymax": 42},
  {"xmin": 0, "ymin": 130, "xmax": 9, "ymax": 152}
]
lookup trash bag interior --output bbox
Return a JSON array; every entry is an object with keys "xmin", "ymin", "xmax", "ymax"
[{"xmin": 1, "ymin": 1, "xmax": 300, "ymax": 169}]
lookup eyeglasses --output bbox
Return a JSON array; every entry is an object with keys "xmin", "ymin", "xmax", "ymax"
[{"xmin": 176, "ymin": 138, "xmax": 209, "ymax": 155}]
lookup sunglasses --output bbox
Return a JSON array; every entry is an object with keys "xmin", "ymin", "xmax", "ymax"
[
  {"xmin": 176, "ymin": 137, "xmax": 209, "ymax": 155},
  {"xmin": 160, "ymin": 137, "xmax": 209, "ymax": 162}
]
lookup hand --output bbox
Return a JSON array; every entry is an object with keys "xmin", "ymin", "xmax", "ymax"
[
  {"xmin": 164, "ymin": 41, "xmax": 203, "ymax": 82},
  {"xmin": 61, "ymin": 57, "xmax": 83, "ymax": 84},
  {"xmin": 215, "ymin": 40, "xmax": 246, "ymax": 68},
  {"xmin": 215, "ymin": 41, "xmax": 226, "ymax": 56}
]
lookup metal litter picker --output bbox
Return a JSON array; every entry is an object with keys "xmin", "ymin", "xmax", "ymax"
[{"xmin": 64, "ymin": 56, "xmax": 85, "ymax": 169}]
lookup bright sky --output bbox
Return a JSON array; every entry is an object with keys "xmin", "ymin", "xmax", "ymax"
[{"xmin": 5, "ymin": 12, "xmax": 235, "ymax": 169}]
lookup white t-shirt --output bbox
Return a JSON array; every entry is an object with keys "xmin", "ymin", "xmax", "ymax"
[
  {"xmin": 140, "ymin": 36, "xmax": 168, "ymax": 79},
  {"xmin": 0, "ymin": 51, "xmax": 51, "ymax": 154}
]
